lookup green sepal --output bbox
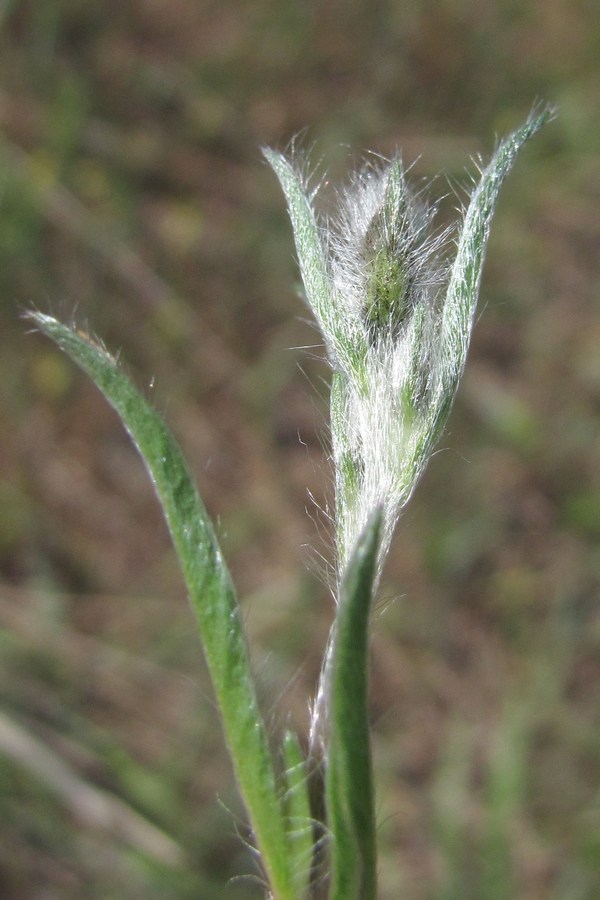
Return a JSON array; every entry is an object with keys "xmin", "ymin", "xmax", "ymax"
[
  {"xmin": 433, "ymin": 105, "xmax": 553, "ymax": 434},
  {"xmin": 263, "ymin": 148, "xmax": 367, "ymax": 380}
]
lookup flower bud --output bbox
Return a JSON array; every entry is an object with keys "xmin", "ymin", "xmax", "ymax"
[{"xmin": 265, "ymin": 105, "xmax": 553, "ymax": 582}]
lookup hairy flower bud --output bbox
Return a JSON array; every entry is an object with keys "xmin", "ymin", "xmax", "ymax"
[{"xmin": 265, "ymin": 106, "xmax": 552, "ymax": 583}]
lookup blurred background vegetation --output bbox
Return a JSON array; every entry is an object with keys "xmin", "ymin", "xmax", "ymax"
[{"xmin": 0, "ymin": 1, "xmax": 598, "ymax": 898}]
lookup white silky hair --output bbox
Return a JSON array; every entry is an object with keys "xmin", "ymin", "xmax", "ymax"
[
  {"xmin": 318, "ymin": 156, "xmax": 452, "ymax": 580},
  {"xmin": 265, "ymin": 106, "xmax": 553, "ymax": 597}
]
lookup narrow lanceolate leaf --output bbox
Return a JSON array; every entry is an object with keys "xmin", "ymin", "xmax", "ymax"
[
  {"xmin": 281, "ymin": 730, "xmax": 314, "ymax": 898},
  {"xmin": 325, "ymin": 508, "xmax": 382, "ymax": 900},
  {"xmin": 433, "ymin": 105, "xmax": 553, "ymax": 428},
  {"xmin": 28, "ymin": 313, "xmax": 297, "ymax": 900}
]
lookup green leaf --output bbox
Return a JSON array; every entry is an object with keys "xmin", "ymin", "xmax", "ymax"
[
  {"xmin": 27, "ymin": 313, "xmax": 297, "ymax": 900},
  {"xmin": 433, "ymin": 105, "xmax": 553, "ymax": 431},
  {"xmin": 281, "ymin": 730, "xmax": 314, "ymax": 898},
  {"xmin": 325, "ymin": 508, "xmax": 382, "ymax": 900}
]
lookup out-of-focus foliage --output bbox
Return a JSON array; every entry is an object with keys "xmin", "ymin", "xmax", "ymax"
[{"xmin": 0, "ymin": 2, "xmax": 598, "ymax": 898}]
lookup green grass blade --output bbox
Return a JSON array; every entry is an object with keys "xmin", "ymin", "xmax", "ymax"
[
  {"xmin": 325, "ymin": 508, "xmax": 382, "ymax": 900},
  {"xmin": 28, "ymin": 313, "xmax": 297, "ymax": 900}
]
